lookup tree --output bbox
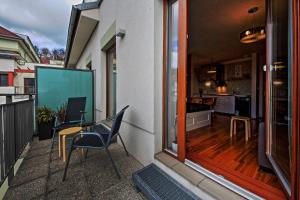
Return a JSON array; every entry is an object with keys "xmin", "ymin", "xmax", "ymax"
[
  {"xmin": 33, "ymin": 45, "xmax": 40, "ymax": 55},
  {"xmin": 52, "ymin": 49, "xmax": 59, "ymax": 60},
  {"xmin": 57, "ymin": 48, "xmax": 65, "ymax": 60},
  {"xmin": 41, "ymin": 48, "xmax": 50, "ymax": 57}
]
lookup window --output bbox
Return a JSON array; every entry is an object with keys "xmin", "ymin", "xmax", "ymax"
[
  {"xmin": 24, "ymin": 78, "xmax": 35, "ymax": 94},
  {"xmin": 0, "ymin": 74, "xmax": 8, "ymax": 86}
]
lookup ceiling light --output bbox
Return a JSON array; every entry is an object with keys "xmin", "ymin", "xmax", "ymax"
[
  {"xmin": 205, "ymin": 81, "xmax": 212, "ymax": 87},
  {"xmin": 240, "ymin": 7, "xmax": 266, "ymax": 44},
  {"xmin": 207, "ymin": 70, "xmax": 216, "ymax": 74},
  {"xmin": 273, "ymin": 80, "xmax": 284, "ymax": 85}
]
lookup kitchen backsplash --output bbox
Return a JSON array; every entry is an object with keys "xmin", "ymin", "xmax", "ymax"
[
  {"xmin": 195, "ymin": 79, "xmax": 251, "ymax": 95},
  {"xmin": 192, "ymin": 57, "xmax": 253, "ymax": 96}
]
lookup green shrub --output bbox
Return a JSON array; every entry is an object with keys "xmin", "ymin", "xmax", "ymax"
[{"xmin": 37, "ymin": 106, "xmax": 54, "ymax": 123}]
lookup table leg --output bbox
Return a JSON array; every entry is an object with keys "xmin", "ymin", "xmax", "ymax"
[
  {"xmin": 58, "ymin": 134, "xmax": 61, "ymax": 157},
  {"xmin": 63, "ymin": 135, "xmax": 66, "ymax": 162},
  {"xmin": 248, "ymin": 120, "xmax": 251, "ymax": 138},
  {"xmin": 245, "ymin": 121, "xmax": 248, "ymax": 142},
  {"xmin": 234, "ymin": 120, "xmax": 236, "ymax": 136},
  {"xmin": 230, "ymin": 118, "xmax": 233, "ymax": 138}
]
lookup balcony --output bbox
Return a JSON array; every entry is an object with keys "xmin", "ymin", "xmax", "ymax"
[
  {"xmin": 0, "ymin": 67, "xmax": 146, "ymax": 199},
  {"xmin": 3, "ymin": 137, "xmax": 145, "ymax": 199}
]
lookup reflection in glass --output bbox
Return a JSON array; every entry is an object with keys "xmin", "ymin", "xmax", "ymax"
[
  {"xmin": 268, "ymin": 0, "xmax": 291, "ymax": 189},
  {"xmin": 166, "ymin": 0, "xmax": 179, "ymax": 153}
]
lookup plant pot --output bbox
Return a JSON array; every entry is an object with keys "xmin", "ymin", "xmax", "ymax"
[
  {"xmin": 171, "ymin": 142, "xmax": 178, "ymax": 153},
  {"xmin": 38, "ymin": 121, "xmax": 53, "ymax": 140}
]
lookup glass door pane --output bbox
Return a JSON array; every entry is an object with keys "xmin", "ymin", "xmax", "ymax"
[
  {"xmin": 165, "ymin": 0, "xmax": 179, "ymax": 153},
  {"xmin": 267, "ymin": 0, "xmax": 291, "ymax": 194}
]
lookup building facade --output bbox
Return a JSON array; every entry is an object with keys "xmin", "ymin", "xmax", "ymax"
[
  {"xmin": 65, "ymin": 0, "xmax": 300, "ymax": 199},
  {"xmin": 0, "ymin": 26, "xmax": 40, "ymax": 100}
]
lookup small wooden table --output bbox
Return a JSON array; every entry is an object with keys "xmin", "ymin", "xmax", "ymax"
[
  {"xmin": 59, "ymin": 127, "xmax": 82, "ymax": 162},
  {"xmin": 230, "ymin": 116, "xmax": 251, "ymax": 141}
]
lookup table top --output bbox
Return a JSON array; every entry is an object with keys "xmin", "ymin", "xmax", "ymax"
[{"xmin": 59, "ymin": 127, "xmax": 82, "ymax": 136}]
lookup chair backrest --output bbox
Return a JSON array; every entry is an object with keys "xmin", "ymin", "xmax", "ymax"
[
  {"xmin": 64, "ymin": 97, "xmax": 86, "ymax": 123},
  {"xmin": 109, "ymin": 105, "xmax": 129, "ymax": 140}
]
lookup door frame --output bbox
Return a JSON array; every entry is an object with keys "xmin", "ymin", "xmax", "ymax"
[
  {"xmin": 106, "ymin": 43, "xmax": 117, "ymax": 120},
  {"xmin": 162, "ymin": 0, "xmax": 187, "ymax": 161},
  {"xmin": 176, "ymin": 0, "xmax": 188, "ymax": 161},
  {"xmin": 266, "ymin": 0, "xmax": 300, "ymax": 198},
  {"xmin": 291, "ymin": 0, "xmax": 300, "ymax": 199}
]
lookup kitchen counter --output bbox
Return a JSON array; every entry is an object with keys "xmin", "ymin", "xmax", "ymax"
[{"xmin": 203, "ymin": 94, "xmax": 251, "ymax": 97}]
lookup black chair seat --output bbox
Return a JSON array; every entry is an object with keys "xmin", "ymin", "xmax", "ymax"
[
  {"xmin": 94, "ymin": 124, "xmax": 111, "ymax": 135},
  {"xmin": 74, "ymin": 133, "xmax": 109, "ymax": 148}
]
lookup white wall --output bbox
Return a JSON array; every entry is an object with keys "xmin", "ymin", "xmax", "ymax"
[
  {"xmin": 75, "ymin": 0, "xmax": 164, "ymax": 165},
  {"xmin": 77, "ymin": 0, "xmax": 117, "ymax": 122},
  {"xmin": 0, "ymin": 58, "xmax": 15, "ymax": 72},
  {"xmin": 116, "ymin": 0, "xmax": 156, "ymax": 165}
]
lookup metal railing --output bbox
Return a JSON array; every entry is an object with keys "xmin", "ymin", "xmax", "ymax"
[{"xmin": 0, "ymin": 98, "xmax": 34, "ymax": 185}]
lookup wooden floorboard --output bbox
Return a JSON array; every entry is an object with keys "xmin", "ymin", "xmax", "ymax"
[{"xmin": 186, "ymin": 114, "xmax": 287, "ymax": 200}]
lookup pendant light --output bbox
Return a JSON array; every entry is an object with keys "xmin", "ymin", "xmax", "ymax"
[
  {"xmin": 240, "ymin": 7, "xmax": 266, "ymax": 44},
  {"xmin": 207, "ymin": 58, "xmax": 216, "ymax": 74}
]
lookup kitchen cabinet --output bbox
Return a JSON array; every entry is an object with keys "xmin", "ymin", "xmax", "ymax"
[{"xmin": 209, "ymin": 95, "xmax": 235, "ymax": 114}]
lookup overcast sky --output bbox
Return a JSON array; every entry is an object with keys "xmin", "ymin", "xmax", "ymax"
[{"xmin": 0, "ymin": 0, "xmax": 82, "ymax": 50}]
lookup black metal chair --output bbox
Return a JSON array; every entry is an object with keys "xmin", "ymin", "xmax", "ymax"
[
  {"xmin": 51, "ymin": 97, "xmax": 87, "ymax": 149},
  {"xmin": 62, "ymin": 105, "xmax": 129, "ymax": 181}
]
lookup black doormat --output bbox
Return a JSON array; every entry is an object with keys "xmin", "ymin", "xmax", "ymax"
[{"xmin": 132, "ymin": 164, "xmax": 201, "ymax": 200}]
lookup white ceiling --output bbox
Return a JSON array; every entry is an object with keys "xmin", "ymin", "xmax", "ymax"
[{"xmin": 188, "ymin": 0, "xmax": 265, "ymax": 65}]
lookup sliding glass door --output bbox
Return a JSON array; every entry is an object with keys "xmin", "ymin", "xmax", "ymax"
[{"xmin": 266, "ymin": 0, "xmax": 292, "ymax": 195}]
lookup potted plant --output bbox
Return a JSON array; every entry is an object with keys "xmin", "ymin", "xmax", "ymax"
[
  {"xmin": 56, "ymin": 102, "xmax": 67, "ymax": 123},
  {"xmin": 37, "ymin": 106, "xmax": 54, "ymax": 140}
]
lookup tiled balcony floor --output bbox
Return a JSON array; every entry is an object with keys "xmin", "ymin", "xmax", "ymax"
[{"xmin": 4, "ymin": 138, "xmax": 145, "ymax": 200}]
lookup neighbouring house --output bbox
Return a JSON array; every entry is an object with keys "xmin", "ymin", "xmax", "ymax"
[
  {"xmin": 40, "ymin": 54, "xmax": 65, "ymax": 66},
  {"xmin": 65, "ymin": 0, "xmax": 300, "ymax": 200},
  {"xmin": 0, "ymin": 26, "xmax": 40, "ymax": 103},
  {"xmin": 0, "ymin": 26, "xmax": 64, "ymax": 104}
]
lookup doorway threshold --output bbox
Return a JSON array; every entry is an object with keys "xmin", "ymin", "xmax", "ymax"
[{"xmin": 185, "ymin": 159, "xmax": 263, "ymax": 200}]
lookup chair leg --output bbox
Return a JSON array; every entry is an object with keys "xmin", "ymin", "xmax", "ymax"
[
  {"xmin": 234, "ymin": 120, "xmax": 237, "ymax": 136},
  {"xmin": 105, "ymin": 147, "xmax": 121, "ymax": 179},
  {"xmin": 245, "ymin": 121, "xmax": 248, "ymax": 142},
  {"xmin": 248, "ymin": 120, "xmax": 251, "ymax": 139},
  {"xmin": 118, "ymin": 134, "xmax": 129, "ymax": 156},
  {"xmin": 85, "ymin": 148, "xmax": 89, "ymax": 159},
  {"xmin": 62, "ymin": 146, "xmax": 74, "ymax": 181},
  {"xmin": 230, "ymin": 118, "xmax": 233, "ymax": 138}
]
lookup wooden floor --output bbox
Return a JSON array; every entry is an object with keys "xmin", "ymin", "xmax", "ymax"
[{"xmin": 186, "ymin": 114, "xmax": 286, "ymax": 200}]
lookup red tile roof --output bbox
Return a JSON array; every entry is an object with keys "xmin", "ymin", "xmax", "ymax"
[
  {"xmin": 0, "ymin": 26, "xmax": 20, "ymax": 39},
  {"xmin": 41, "ymin": 56, "xmax": 50, "ymax": 64}
]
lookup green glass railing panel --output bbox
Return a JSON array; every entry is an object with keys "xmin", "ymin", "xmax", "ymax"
[{"xmin": 36, "ymin": 67, "xmax": 94, "ymax": 123}]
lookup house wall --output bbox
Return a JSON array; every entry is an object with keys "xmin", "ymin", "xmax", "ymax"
[
  {"xmin": 75, "ymin": 0, "xmax": 164, "ymax": 165},
  {"xmin": 0, "ymin": 39, "xmax": 18, "ymax": 52},
  {"xmin": 0, "ymin": 58, "xmax": 15, "ymax": 72}
]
